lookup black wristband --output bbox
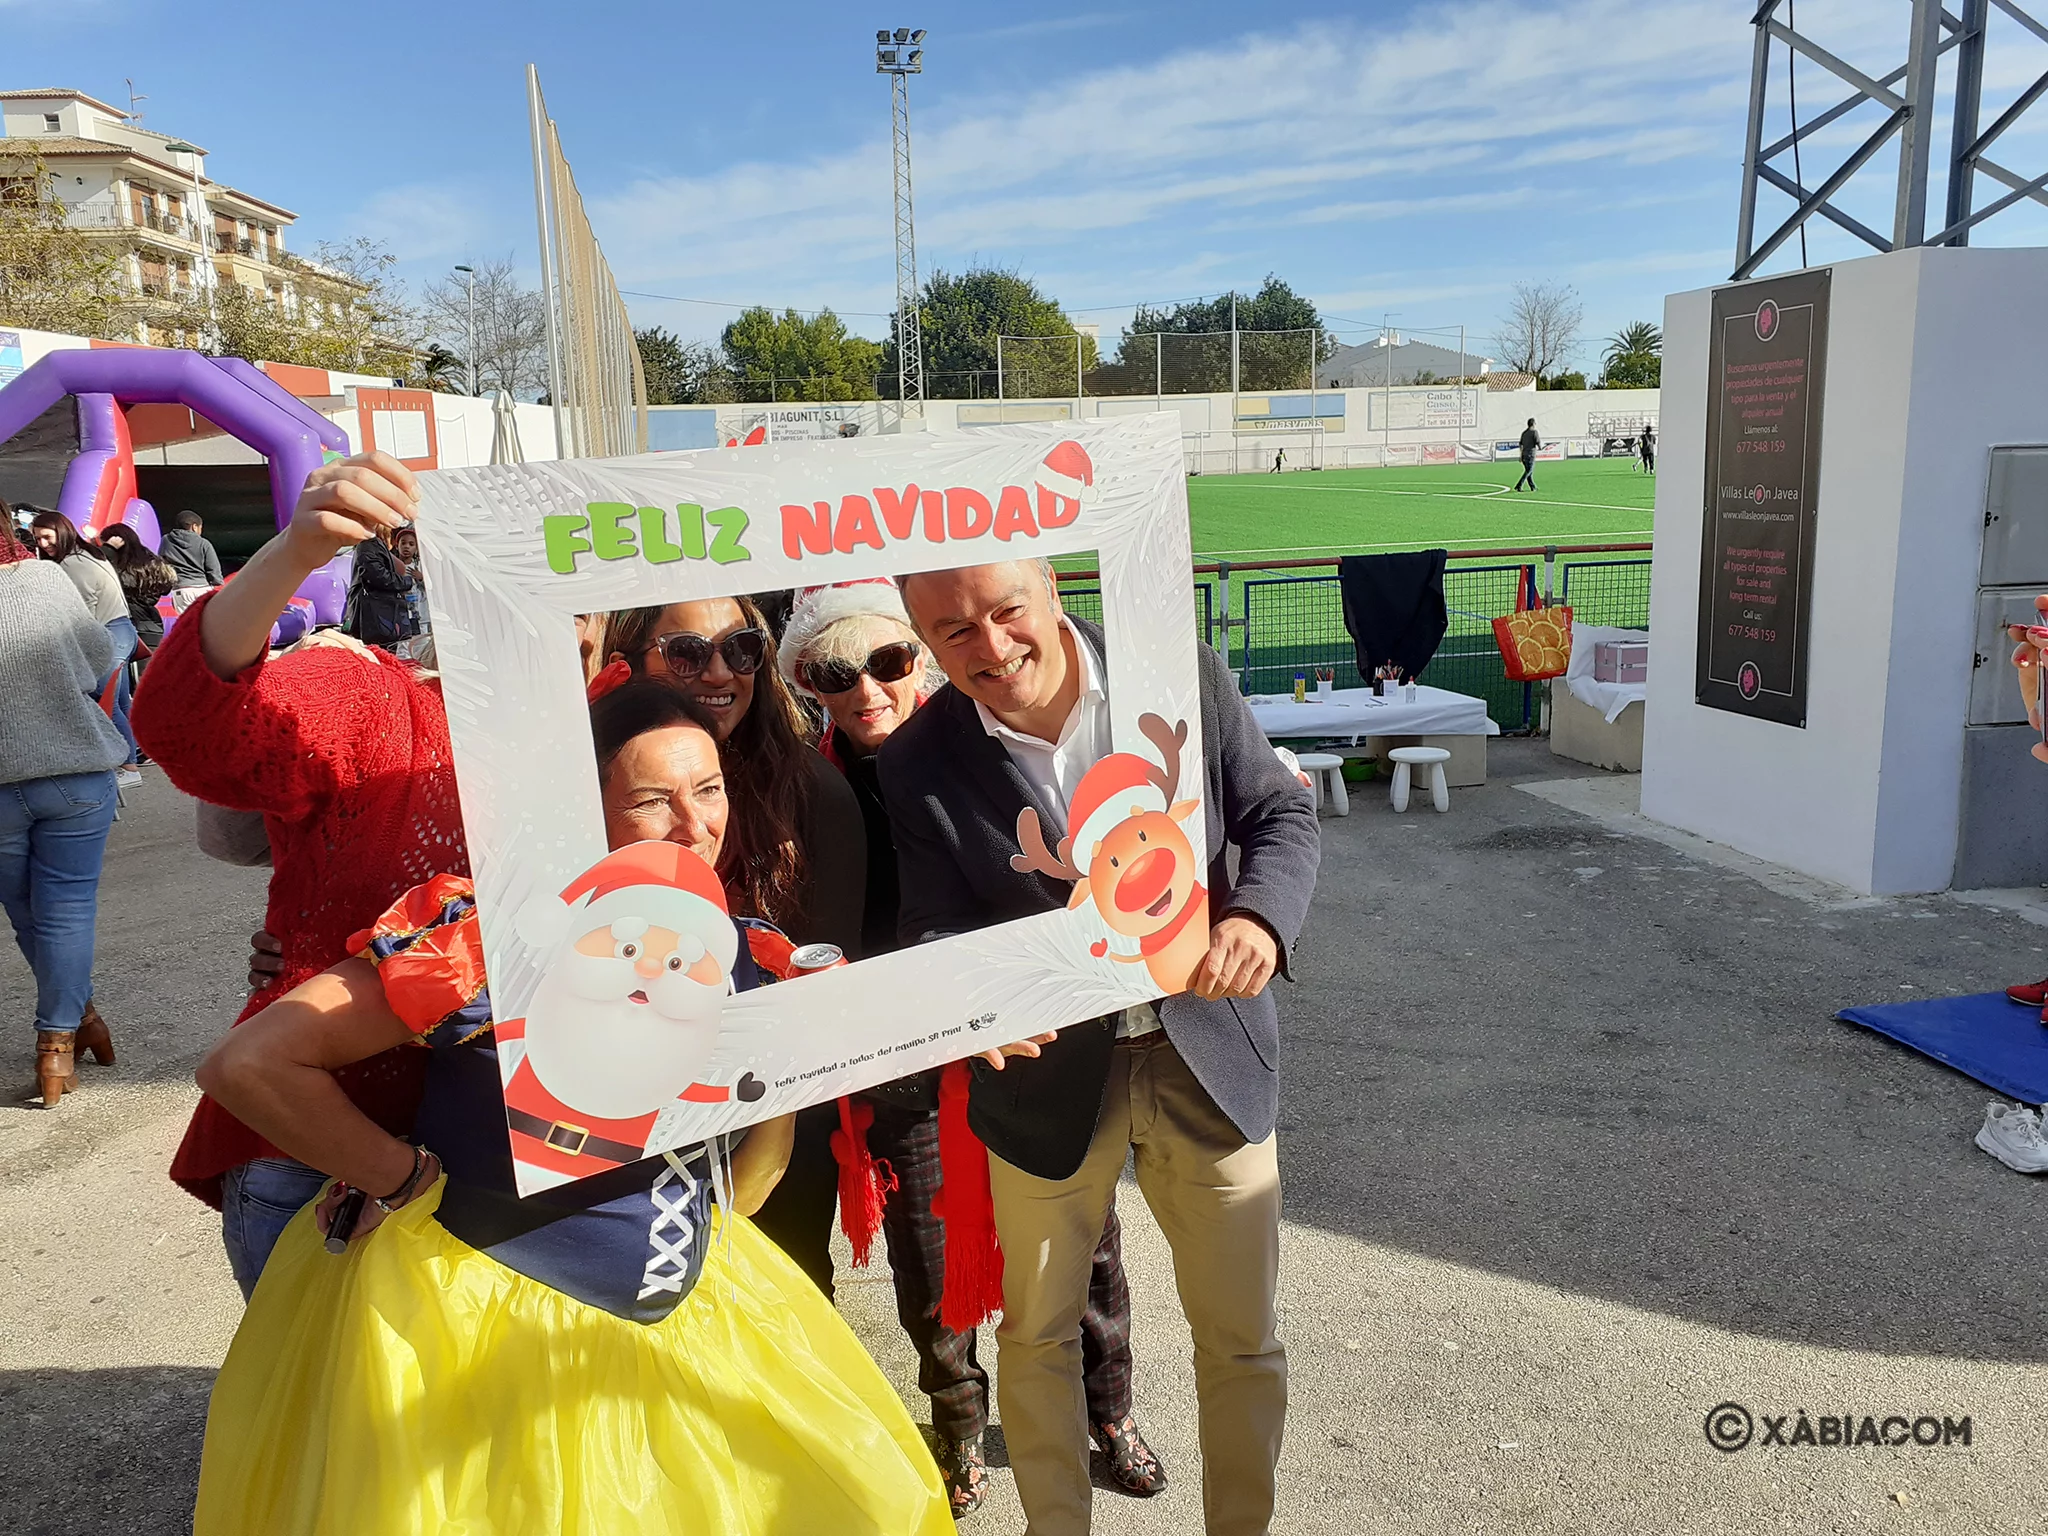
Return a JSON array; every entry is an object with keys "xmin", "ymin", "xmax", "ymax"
[{"xmin": 374, "ymin": 1144, "xmax": 428, "ymax": 1211}]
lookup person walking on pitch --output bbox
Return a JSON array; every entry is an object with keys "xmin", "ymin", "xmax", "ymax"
[{"xmin": 1514, "ymin": 419, "xmax": 1540, "ymax": 491}]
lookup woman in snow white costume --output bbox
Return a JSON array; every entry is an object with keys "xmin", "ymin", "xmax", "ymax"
[{"xmin": 189, "ymin": 678, "xmax": 951, "ymax": 1535}]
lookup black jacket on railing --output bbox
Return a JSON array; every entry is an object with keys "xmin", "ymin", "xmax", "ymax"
[{"xmin": 1338, "ymin": 549, "xmax": 1448, "ymax": 684}]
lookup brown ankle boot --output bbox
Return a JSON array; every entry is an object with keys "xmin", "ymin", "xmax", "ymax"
[
  {"xmin": 76, "ymin": 1004, "xmax": 115, "ymax": 1067},
  {"xmin": 36, "ymin": 1031, "xmax": 77, "ymax": 1108}
]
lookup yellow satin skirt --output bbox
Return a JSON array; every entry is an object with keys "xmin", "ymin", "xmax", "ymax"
[{"xmin": 195, "ymin": 1180, "xmax": 951, "ymax": 1535}]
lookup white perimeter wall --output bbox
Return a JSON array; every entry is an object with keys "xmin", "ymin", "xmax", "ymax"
[
  {"xmin": 691, "ymin": 385, "xmax": 1660, "ymax": 462},
  {"xmin": 1640, "ymin": 245, "xmax": 2048, "ymax": 895},
  {"xmin": 6, "ymin": 319, "xmax": 1647, "ymax": 476}
]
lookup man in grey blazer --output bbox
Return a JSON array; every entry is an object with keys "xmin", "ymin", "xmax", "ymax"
[{"xmin": 879, "ymin": 557, "xmax": 1320, "ymax": 1536}]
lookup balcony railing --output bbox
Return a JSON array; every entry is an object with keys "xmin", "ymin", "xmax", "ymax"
[
  {"xmin": 70, "ymin": 207, "xmax": 204, "ymax": 244},
  {"xmin": 70, "ymin": 209, "xmax": 278, "ymax": 264}
]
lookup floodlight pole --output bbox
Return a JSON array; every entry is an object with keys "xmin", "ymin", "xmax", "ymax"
[
  {"xmin": 996, "ymin": 334, "xmax": 1004, "ymax": 409},
  {"xmin": 877, "ymin": 30, "xmax": 928, "ymax": 423}
]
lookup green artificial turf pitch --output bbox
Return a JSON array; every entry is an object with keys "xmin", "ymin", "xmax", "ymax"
[{"xmin": 1183, "ymin": 456, "xmax": 1657, "ymax": 563}]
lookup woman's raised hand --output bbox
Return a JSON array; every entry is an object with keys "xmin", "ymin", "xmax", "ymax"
[{"xmin": 285, "ymin": 450, "xmax": 420, "ymax": 568}]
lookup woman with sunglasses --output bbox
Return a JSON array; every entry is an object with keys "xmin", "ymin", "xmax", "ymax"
[
  {"xmin": 779, "ymin": 579, "xmax": 1167, "ymax": 1515},
  {"xmin": 605, "ymin": 598, "xmax": 865, "ymax": 1294}
]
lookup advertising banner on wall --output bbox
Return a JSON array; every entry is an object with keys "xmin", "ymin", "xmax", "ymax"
[
  {"xmin": 737, "ymin": 406, "xmax": 866, "ymax": 441},
  {"xmin": 1696, "ymin": 269, "xmax": 1830, "ymax": 727},
  {"xmin": 415, "ymin": 416, "xmax": 1207, "ymax": 1193},
  {"xmin": 1367, "ymin": 388, "xmax": 1479, "ymax": 431}
]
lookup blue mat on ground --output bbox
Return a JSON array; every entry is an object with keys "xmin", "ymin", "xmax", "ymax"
[{"xmin": 1837, "ymin": 992, "xmax": 2048, "ymax": 1103}]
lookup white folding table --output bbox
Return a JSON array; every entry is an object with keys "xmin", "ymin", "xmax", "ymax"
[{"xmin": 1245, "ymin": 685, "xmax": 1500, "ymax": 787}]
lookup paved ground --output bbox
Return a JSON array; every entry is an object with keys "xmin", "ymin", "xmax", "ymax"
[{"xmin": 3, "ymin": 739, "xmax": 2043, "ymax": 1534}]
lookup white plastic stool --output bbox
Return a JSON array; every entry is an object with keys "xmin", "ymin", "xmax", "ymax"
[
  {"xmin": 1387, "ymin": 745, "xmax": 1451, "ymax": 813},
  {"xmin": 1294, "ymin": 752, "xmax": 1348, "ymax": 816}
]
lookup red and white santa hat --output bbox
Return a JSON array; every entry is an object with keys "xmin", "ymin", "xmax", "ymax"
[
  {"xmin": 516, "ymin": 840, "xmax": 737, "ymax": 971},
  {"xmin": 1064, "ymin": 752, "xmax": 1166, "ymax": 869},
  {"xmin": 776, "ymin": 577, "xmax": 918, "ymax": 698},
  {"xmin": 1035, "ymin": 440, "xmax": 1094, "ymax": 505}
]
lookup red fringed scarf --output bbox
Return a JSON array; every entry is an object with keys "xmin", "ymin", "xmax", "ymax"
[
  {"xmin": 931, "ymin": 1060, "xmax": 1004, "ymax": 1330},
  {"xmin": 830, "ymin": 1096, "xmax": 896, "ymax": 1267},
  {"xmin": 743, "ymin": 920, "xmax": 901, "ymax": 1270},
  {"xmin": 806, "ymin": 717, "xmax": 1004, "ymax": 1323},
  {"xmin": 825, "ymin": 1070, "xmax": 1004, "ymax": 1330}
]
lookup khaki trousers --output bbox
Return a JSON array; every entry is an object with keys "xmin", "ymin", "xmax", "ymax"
[{"xmin": 987, "ymin": 1033, "xmax": 1285, "ymax": 1536}]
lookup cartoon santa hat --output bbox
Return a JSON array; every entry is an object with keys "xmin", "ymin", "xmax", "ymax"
[
  {"xmin": 1063, "ymin": 752, "xmax": 1167, "ymax": 869},
  {"xmin": 776, "ymin": 577, "xmax": 916, "ymax": 698},
  {"xmin": 1034, "ymin": 440, "xmax": 1094, "ymax": 505},
  {"xmin": 516, "ymin": 840, "xmax": 738, "ymax": 972}
]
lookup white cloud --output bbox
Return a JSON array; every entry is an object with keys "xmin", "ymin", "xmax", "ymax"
[
  {"xmin": 593, "ymin": 0, "xmax": 1751, "ymax": 322},
  {"xmin": 960, "ymin": 12, "xmax": 1139, "ymax": 42},
  {"xmin": 588, "ymin": 0, "xmax": 1972, "ymax": 352},
  {"xmin": 349, "ymin": 182, "xmax": 495, "ymax": 267}
]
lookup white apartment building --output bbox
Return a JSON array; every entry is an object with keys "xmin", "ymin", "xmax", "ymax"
[{"xmin": 0, "ymin": 87, "xmax": 363, "ymax": 343}]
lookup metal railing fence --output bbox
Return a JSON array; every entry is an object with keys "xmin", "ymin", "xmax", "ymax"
[{"xmin": 1052, "ymin": 543, "xmax": 1651, "ymax": 732}]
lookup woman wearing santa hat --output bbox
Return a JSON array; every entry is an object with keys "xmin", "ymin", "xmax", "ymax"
[
  {"xmin": 780, "ymin": 577, "xmax": 1167, "ymax": 1515},
  {"xmin": 186, "ymin": 676, "xmax": 952, "ymax": 1536}
]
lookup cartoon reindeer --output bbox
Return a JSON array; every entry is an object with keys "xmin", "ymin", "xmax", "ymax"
[{"xmin": 1012, "ymin": 713, "xmax": 1211, "ymax": 995}]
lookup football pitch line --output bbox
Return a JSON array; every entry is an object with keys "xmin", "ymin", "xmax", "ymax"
[
  {"xmin": 1212, "ymin": 481, "xmax": 1655, "ymax": 516},
  {"xmin": 1193, "ymin": 529, "xmax": 1656, "ymax": 560}
]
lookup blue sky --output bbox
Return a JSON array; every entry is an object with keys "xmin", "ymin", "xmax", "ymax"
[{"xmin": 10, "ymin": 0, "xmax": 2048, "ymax": 368}]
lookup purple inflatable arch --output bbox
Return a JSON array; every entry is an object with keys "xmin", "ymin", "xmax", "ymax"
[{"xmin": 0, "ymin": 348, "xmax": 353, "ymax": 621}]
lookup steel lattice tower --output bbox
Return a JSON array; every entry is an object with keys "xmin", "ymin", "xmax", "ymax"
[
  {"xmin": 1735, "ymin": 0, "xmax": 2048, "ymax": 278},
  {"xmin": 878, "ymin": 29, "xmax": 927, "ymax": 413}
]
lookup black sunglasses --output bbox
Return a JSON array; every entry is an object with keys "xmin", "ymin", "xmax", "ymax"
[
  {"xmin": 645, "ymin": 628, "xmax": 767, "ymax": 680},
  {"xmin": 800, "ymin": 640, "xmax": 921, "ymax": 696}
]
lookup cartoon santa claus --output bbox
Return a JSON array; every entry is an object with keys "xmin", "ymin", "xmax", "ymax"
[{"xmin": 507, "ymin": 840, "xmax": 763, "ymax": 1182}]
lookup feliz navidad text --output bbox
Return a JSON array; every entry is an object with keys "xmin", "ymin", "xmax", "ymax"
[{"xmin": 541, "ymin": 480, "xmax": 1083, "ymax": 575}]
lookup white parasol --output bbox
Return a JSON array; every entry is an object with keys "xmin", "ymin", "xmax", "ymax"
[{"xmin": 490, "ymin": 389, "xmax": 525, "ymax": 465}]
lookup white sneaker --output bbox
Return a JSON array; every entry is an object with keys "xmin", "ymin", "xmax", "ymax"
[
  {"xmin": 1975, "ymin": 1101, "xmax": 2048, "ymax": 1173},
  {"xmin": 114, "ymin": 766, "xmax": 143, "ymax": 788}
]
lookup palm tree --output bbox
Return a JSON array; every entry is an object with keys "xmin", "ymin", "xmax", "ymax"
[
  {"xmin": 416, "ymin": 342, "xmax": 469, "ymax": 393},
  {"xmin": 1600, "ymin": 322, "xmax": 1661, "ymax": 389}
]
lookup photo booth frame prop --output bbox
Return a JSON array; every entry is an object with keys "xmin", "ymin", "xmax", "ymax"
[{"xmin": 415, "ymin": 415, "xmax": 1207, "ymax": 1194}]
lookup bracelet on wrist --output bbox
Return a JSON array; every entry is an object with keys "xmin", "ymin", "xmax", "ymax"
[{"xmin": 372, "ymin": 1143, "xmax": 433, "ymax": 1215}]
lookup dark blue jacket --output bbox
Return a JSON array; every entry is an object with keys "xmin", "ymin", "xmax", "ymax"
[{"xmin": 877, "ymin": 618, "xmax": 1320, "ymax": 1179}]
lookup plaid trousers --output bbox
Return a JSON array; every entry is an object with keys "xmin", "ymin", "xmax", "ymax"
[{"xmin": 868, "ymin": 1098, "xmax": 1134, "ymax": 1442}]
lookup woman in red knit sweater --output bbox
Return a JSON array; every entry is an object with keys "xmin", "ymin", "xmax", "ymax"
[{"xmin": 131, "ymin": 449, "xmax": 457, "ymax": 1298}]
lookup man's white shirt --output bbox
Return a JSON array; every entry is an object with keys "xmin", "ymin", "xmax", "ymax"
[{"xmin": 975, "ymin": 616, "xmax": 1162, "ymax": 1039}]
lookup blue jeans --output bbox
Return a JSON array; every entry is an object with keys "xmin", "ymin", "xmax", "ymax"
[
  {"xmin": 103, "ymin": 617, "xmax": 138, "ymax": 765},
  {"xmin": 221, "ymin": 1156, "xmax": 331, "ymax": 1300},
  {"xmin": 0, "ymin": 771, "xmax": 118, "ymax": 1034}
]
